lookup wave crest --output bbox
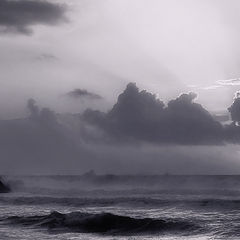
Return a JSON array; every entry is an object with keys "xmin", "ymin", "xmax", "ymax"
[{"xmin": 3, "ymin": 211, "xmax": 200, "ymax": 235}]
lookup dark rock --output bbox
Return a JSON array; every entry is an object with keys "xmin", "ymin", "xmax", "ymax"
[{"xmin": 0, "ymin": 177, "xmax": 11, "ymax": 193}]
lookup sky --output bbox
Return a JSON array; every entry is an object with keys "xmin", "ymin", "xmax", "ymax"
[
  {"xmin": 2, "ymin": 0, "xmax": 240, "ymax": 118},
  {"xmin": 1, "ymin": 0, "xmax": 240, "ymax": 174}
]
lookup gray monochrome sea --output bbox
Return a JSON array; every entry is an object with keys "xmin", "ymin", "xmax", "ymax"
[{"xmin": 0, "ymin": 175, "xmax": 239, "ymax": 239}]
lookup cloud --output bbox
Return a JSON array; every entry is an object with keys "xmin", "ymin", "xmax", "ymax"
[
  {"xmin": 67, "ymin": 89, "xmax": 103, "ymax": 101},
  {"xmin": 216, "ymin": 78, "xmax": 240, "ymax": 86},
  {"xmin": 1, "ymin": 93, "xmax": 240, "ymax": 174},
  {"xmin": 83, "ymin": 83, "xmax": 224, "ymax": 145},
  {"xmin": 27, "ymin": 98, "xmax": 39, "ymax": 117},
  {"xmin": 188, "ymin": 84, "xmax": 223, "ymax": 91},
  {"xmin": 35, "ymin": 54, "xmax": 58, "ymax": 61},
  {"xmin": 201, "ymin": 85, "xmax": 223, "ymax": 90},
  {"xmin": 0, "ymin": 0, "xmax": 67, "ymax": 35},
  {"xmin": 0, "ymin": 99, "xmax": 93, "ymax": 174},
  {"xmin": 228, "ymin": 91, "xmax": 240, "ymax": 126},
  {"xmin": 27, "ymin": 98, "xmax": 58, "ymax": 127},
  {"xmin": 189, "ymin": 78, "xmax": 240, "ymax": 91}
]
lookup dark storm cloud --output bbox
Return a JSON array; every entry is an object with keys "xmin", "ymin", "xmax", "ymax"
[
  {"xmin": 1, "ymin": 88, "xmax": 240, "ymax": 174},
  {"xmin": 83, "ymin": 83, "xmax": 227, "ymax": 145},
  {"xmin": 0, "ymin": 0, "xmax": 67, "ymax": 35},
  {"xmin": 67, "ymin": 89, "xmax": 103, "ymax": 100}
]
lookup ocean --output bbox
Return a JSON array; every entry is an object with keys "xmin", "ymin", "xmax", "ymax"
[{"xmin": 0, "ymin": 175, "xmax": 240, "ymax": 240}]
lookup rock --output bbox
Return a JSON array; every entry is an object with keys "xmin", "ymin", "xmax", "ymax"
[{"xmin": 0, "ymin": 177, "xmax": 11, "ymax": 193}]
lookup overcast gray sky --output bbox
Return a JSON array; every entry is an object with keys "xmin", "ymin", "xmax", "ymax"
[
  {"xmin": 1, "ymin": 0, "xmax": 240, "ymax": 118},
  {"xmin": 1, "ymin": 0, "xmax": 240, "ymax": 174}
]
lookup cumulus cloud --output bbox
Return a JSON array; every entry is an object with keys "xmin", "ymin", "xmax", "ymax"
[
  {"xmin": 228, "ymin": 91, "xmax": 240, "ymax": 126},
  {"xmin": 23, "ymin": 86, "xmax": 240, "ymax": 148},
  {"xmin": 27, "ymin": 98, "xmax": 39, "ymax": 118},
  {"xmin": 83, "ymin": 83, "xmax": 223, "ymax": 145},
  {"xmin": 67, "ymin": 89, "xmax": 103, "ymax": 101},
  {"xmin": 1, "ymin": 90, "xmax": 240, "ymax": 174},
  {"xmin": 0, "ymin": 0, "xmax": 67, "ymax": 35},
  {"xmin": 27, "ymin": 98, "xmax": 59, "ymax": 127}
]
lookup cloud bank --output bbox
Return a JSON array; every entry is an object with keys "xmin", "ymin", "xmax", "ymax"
[
  {"xmin": 0, "ymin": 0, "xmax": 67, "ymax": 35},
  {"xmin": 0, "ymin": 83, "xmax": 240, "ymax": 174},
  {"xmin": 83, "ymin": 83, "xmax": 224, "ymax": 145}
]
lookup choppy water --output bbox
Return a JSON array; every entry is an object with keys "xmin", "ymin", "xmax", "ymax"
[{"xmin": 1, "ymin": 175, "xmax": 240, "ymax": 239}]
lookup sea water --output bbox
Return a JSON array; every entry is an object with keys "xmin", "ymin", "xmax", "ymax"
[{"xmin": 0, "ymin": 175, "xmax": 240, "ymax": 240}]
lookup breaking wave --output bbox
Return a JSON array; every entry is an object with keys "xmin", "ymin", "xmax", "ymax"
[{"xmin": 2, "ymin": 211, "xmax": 200, "ymax": 235}]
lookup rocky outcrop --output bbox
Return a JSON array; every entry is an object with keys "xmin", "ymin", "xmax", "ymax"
[{"xmin": 0, "ymin": 177, "xmax": 10, "ymax": 193}]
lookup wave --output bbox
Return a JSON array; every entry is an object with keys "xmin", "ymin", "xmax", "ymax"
[{"xmin": 1, "ymin": 211, "xmax": 200, "ymax": 235}]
